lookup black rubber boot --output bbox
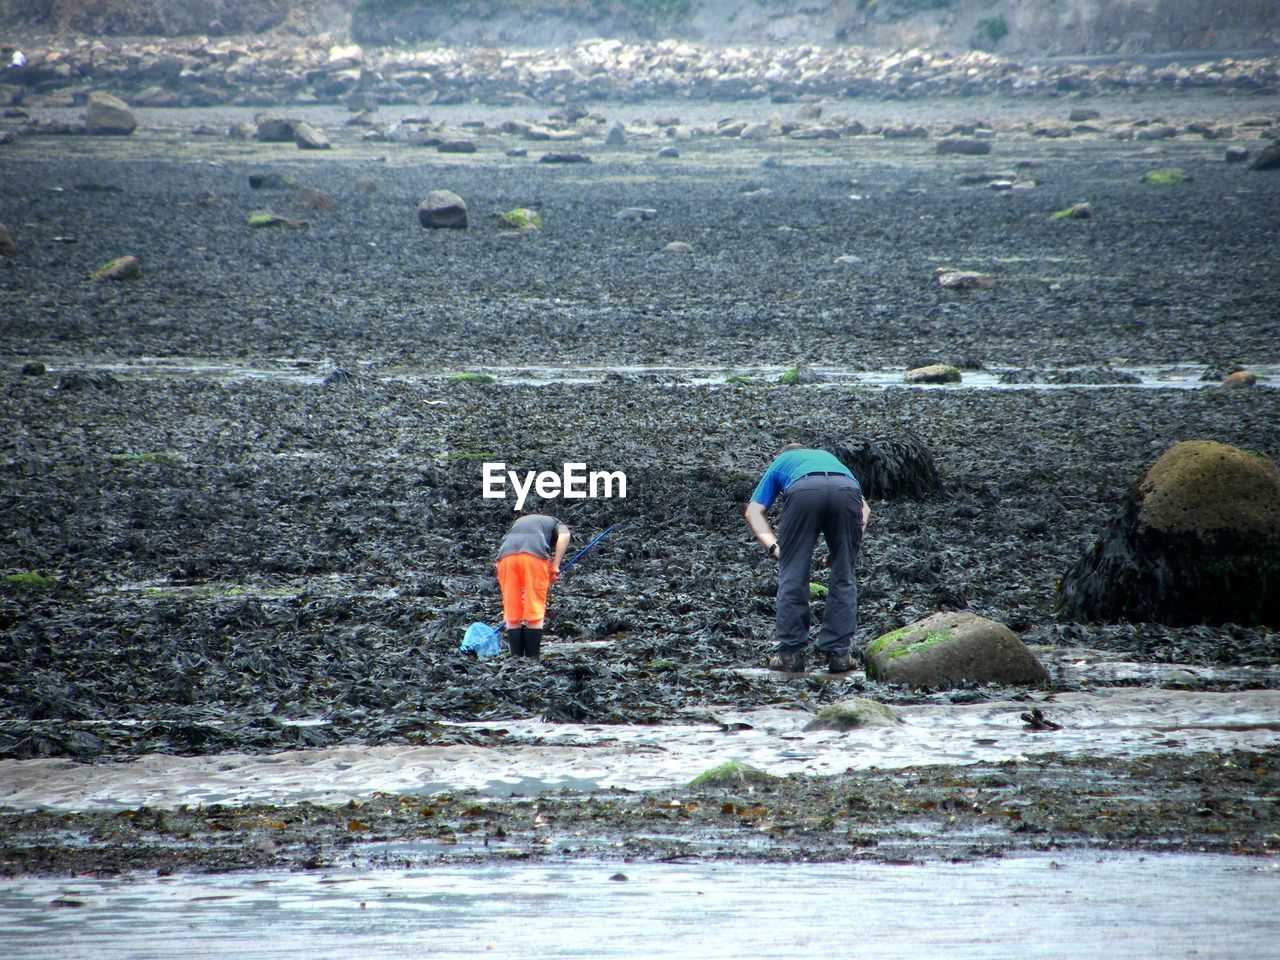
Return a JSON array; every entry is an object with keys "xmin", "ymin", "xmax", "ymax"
[
  {"xmin": 507, "ymin": 627, "xmax": 526, "ymax": 657},
  {"xmin": 523, "ymin": 628, "xmax": 543, "ymax": 660}
]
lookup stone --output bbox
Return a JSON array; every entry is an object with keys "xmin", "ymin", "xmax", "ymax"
[
  {"xmin": 228, "ymin": 121, "xmax": 256, "ymax": 140},
  {"xmin": 614, "ymin": 207, "xmax": 657, "ymax": 221},
  {"xmin": 90, "ymin": 255, "xmax": 141, "ymax": 281},
  {"xmin": 605, "ymin": 121, "xmax": 627, "ymax": 146},
  {"xmin": 739, "ymin": 122, "xmax": 771, "ymax": 140},
  {"xmin": 1051, "ymin": 203, "xmax": 1093, "ymax": 220},
  {"xmin": 1142, "ymin": 168, "xmax": 1191, "ymax": 184},
  {"xmin": 937, "ymin": 269, "xmax": 994, "ymax": 290},
  {"xmin": 0, "ymin": 131, "xmax": 14, "ymax": 145},
  {"xmin": 804, "ymin": 698, "xmax": 901, "ymax": 731},
  {"xmin": 882, "ymin": 122, "xmax": 928, "ymax": 139},
  {"xmin": 84, "ymin": 92, "xmax": 136, "ymax": 135},
  {"xmin": 254, "ymin": 114, "xmax": 295, "ymax": 142},
  {"xmin": 662, "ymin": 241, "xmax": 693, "ymax": 254},
  {"xmin": 417, "ymin": 190, "xmax": 468, "ymax": 229},
  {"xmin": 865, "ymin": 612, "xmax": 1049, "ymax": 689},
  {"xmin": 1225, "ymin": 146, "xmax": 1250, "ymax": 163},
  {"xmin": 437, "ymin": 139, "xmax": 476, "ymax": 154},
  {"xmin": 292, "ymin": 122, "xmax": 330, "ymax": 150},
  {"xmin": 1069, "ymin": 108, "xmax": 1101, "ymax": 122},
  {"xmin": 904, "ymin": 364, "xmax": 962, "ymax": 384},
  {"xmin": 294, "ymin": 188, "xmax": 338, "ymax": 212},
  {"xmin": 936, "ymin": 137, "xmax": 992, "ymax": 156},
  {"xmin": 1250, "ymin": 143, "xmax": 1280, "ymax": 171},
  {"xmin": 656, "ymin": 146, "xmax": 680, "ymax": 158},
  {"xmin": 354, "ymin": 178, "xmax": 378, "ymax": 194},
  {"xmin": 496, "ymin": 208, "xmax": 541, "ymax": 230},
  {"xmin": 822, "ymin": 433, "xmax": 943, "ymax": 500},
  {"xmin": 1057, "ymin": 441, "xmax": 1280, "ymax": 627},
  {"xmin": 246, "ymin": 210, "xmax": 308, "ymax": 229},
  {"xmin": 1222, "ymin": 370, "xmax": 1258, "ymax": 388},
  {"xmin": 539, "ymin": 152, "xmax": 591, "ymax": 164},
  {"xmin": 20, "ymin": 361, "xmax": 45, "ymax": 376},
  {"xmin": 0, "ymin": 223, "xmax": 15, "ymax": 257},
  {"xmin": 248, "ymin": 172, "xmax": 297, "ymax": 190},
  {"xmin": 1136, "ymin": 124, "xmax": 1178, "ymax": 140}
]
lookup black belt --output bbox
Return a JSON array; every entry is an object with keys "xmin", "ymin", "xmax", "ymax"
[{"xmin": 804, "ymin": 471, "xmax": 848, "ymax": 477}]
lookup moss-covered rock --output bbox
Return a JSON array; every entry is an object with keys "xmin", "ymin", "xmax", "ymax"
[
  {"xmin": 496, "ymin": 208, "xmax": 542, "ymax": 230},
  {"xmin": 865, "ymin": 612, "xmax": 1049, "ymax": 688},
  {"xmin": 688, "ymin": 760, "xmax": 777, "ymax": 788},
  {"xmin": 90, "ymin": 255, "xmax": 141, "ymax": 281},
  {"xmin": 804, "ymin": 698, "xmax": 901, "ymax": 731},
  {"xmin": 1057, "ymin": 440, "xmax": 1280, "ymax": 627},
  {"xmin": 1142, "ymin": 168, "xmax": 1191, "ymax": 185}
]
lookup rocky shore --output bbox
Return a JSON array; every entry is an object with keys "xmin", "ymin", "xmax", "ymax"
[{"xmin": 3, "ymin": 34, "xmax": 1280, "ymax": 113}]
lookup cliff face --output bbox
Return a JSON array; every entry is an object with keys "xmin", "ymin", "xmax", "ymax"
[{"xmin": 3, "ymin": 0, "xmax": 1278, "ymax": 54}]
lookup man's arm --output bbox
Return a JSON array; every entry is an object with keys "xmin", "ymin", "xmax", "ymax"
[
  {"xmin": 862, "ymin": 498, "xmax": 871, "ymax": 534},
  {"xmin": 744, "ymin": 501, "xmax": 779, "ymax": 559},
  {"xmin": 550, "ymin": 524, "xmax": 571, "ymax": 583}
]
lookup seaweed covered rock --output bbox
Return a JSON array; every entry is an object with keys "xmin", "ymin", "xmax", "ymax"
[
  {"xmin": 865, "ymin": 612, "xmax": 1049, "ymax": 688},
  {"xmin": 1057, "ymin": 441, "xmax": 1280, "ymax": 627},
  {"xmin": 804, "ymin": 698, "xmax": 901, "ymax": 731},
  {"xmin": 822, "ymin": 432, "xmax": 942, "ymax": 500}
]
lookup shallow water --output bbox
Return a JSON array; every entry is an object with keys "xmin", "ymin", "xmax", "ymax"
[
  {"xmin": 55, "ymin": 357, "xmax": 1280, "ymax": 390},
  {"xmin": 1, "ymin": 853, "xmax": 1276, "ymax": 959},
  {"xmin": 3, "ymin": 686, "xmax": 1276, "ymax": 811}
]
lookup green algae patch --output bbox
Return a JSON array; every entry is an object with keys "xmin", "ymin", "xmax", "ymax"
[
  {"xmin": 882, "ymin": 630, "xmax": 951, "ymax": 661},
  {"xmin": 689, "ymin": 761, "xmax": 777, "ymax": 788},
  {"xmin": 1143, "ymin": 168, "xmax": 1190, "ymax": 185},
  {"xmin": 809, "ymin": 582, "xmax": 828, "ymax": 597},
  {"xmin": 450, "ymin": 372, "xmax": 497, "ymax": 386},
  {"xmin": 4, "ymin": 572, "xmax": 58, "ymax": 591},
  {"xmin": 866, "ymin": 625, "xmax": 911, "ymax": 658}
]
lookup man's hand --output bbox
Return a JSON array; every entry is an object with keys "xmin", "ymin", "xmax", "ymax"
[{"xmin": 549, "ymin": 565, "xmax": 561, "ymax": 585}]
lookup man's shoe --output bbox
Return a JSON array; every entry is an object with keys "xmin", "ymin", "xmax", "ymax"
[
  {"xmin": 825, "ymin": 651, "xmax": 856, "ymax": 674},
  {"xmin": 767, "ymin": 650, "xmax": 806, "ymax": 673}
]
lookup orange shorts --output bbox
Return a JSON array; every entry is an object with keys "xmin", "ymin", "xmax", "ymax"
[{"xmin": 496, "ymin": 552, "xmax": 552, "ymax": 627}]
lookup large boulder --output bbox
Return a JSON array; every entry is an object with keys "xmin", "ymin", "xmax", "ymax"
[
  {"xmin": 292, "ymin": 122, "xmax": 330, "ymax": 150},
  {"xmin": 865, "ymin": 612, "xmax": 1050, "ymax": 688},
  {"xmin": 0, "ymin": 223, "xmax": 15, "ymax": 257},
  {"xmin": 255, "ymin": 115, "xmax": 296, "ymax": 143},
  {"xmin": 1057, "ymin": 441, "xmax": 1280, "ymax": 627},
  {"xmin": 1251, "ymin": 143, "xmax": 1280, "ymax": 171},
  {"xmin": 418, "ymin": 190, "xmax": 468, "ymax": 229},
  {"xmin": 84, "ymin": 92, "xmax": 136, "ymax": 135}
]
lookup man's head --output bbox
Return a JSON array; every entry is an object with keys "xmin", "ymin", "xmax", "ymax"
[{"xmin": 780, "ymin": 441, "xmax": 807, "ymax": 454}]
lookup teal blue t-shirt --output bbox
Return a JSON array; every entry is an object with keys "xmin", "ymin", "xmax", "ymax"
[{"xmin": 750, "ymin": 449, "xmax": 855, "ymax": 508}]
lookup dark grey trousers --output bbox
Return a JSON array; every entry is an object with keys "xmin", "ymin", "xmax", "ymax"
[{"xmin": 775, "ymin": 474, "xmax": 864, "ymax": 655}]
